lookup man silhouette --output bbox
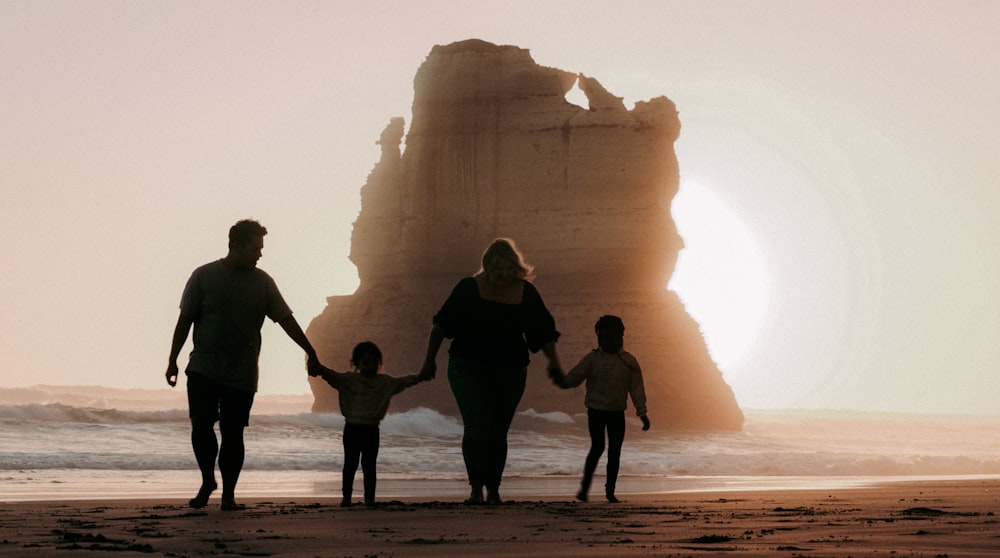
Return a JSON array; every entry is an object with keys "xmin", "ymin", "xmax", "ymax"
[{"xmin": 165, "ymin": 219, "xmax": 321, "ymax": 510}]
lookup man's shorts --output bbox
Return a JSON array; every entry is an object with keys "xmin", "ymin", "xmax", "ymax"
[{"xmin": 186, "ymin": 372, "xmax": 255, "ymax": 427}]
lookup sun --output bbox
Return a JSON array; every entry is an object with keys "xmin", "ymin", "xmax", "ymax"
[{"xmin": 668, "ymin": 180, "xmax": 771, "ymax": 378}]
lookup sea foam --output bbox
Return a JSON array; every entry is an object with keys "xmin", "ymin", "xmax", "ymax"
[{"xmin": 1, "ymin": 386, "xmax": 999, "ymax": 482}]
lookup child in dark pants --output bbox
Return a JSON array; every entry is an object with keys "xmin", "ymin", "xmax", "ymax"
[
  {"xmin": 310, "ymin": 342, "xmax": 428, "ymax": 507},
  {"xmin": 549, "ymin": 315, "xmax": 650, "ymax": 502}
]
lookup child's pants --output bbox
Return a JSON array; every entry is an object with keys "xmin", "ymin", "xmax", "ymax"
[
  {"xmin": 343, "ymin": 423, "xmax": 380, "ymax": 502},
  {"xmin": 581, "ymin": 408, "xmax": 626, "ymax": 495}
]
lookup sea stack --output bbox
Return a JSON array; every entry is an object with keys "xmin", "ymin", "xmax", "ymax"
[{"xmin": 307, "ymin": 39, "xmax": 744, "ymax": 430}]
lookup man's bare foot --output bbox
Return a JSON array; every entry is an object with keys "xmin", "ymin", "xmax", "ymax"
[
  {"xmin": 188, "ymin": 482, "xmax": 217, "ymax": 509},
  {"xmin": 220, "ymin": 496, "xmax": 246, "ymax": 511}
]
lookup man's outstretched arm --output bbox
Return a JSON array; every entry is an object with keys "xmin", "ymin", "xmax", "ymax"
[{"xmin": 277, "ymin": 315, "xmax": 321, "ymax": 373}]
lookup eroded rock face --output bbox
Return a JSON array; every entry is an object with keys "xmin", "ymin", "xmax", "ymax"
[{"xmin": 307, "ymin": 39, "xmax": 744, "ymax": 430}]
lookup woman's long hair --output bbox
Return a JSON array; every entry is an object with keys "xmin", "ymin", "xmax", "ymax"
[{"xmin": 479, "ymin": 238, "xmax": 535, "ymax": 281}]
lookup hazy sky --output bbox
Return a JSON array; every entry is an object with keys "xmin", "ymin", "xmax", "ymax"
[{"xmin": 3, "ymin": 1, "xmax": 998, "ymax": 414}]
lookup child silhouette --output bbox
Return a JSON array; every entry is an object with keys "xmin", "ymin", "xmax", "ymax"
[
  {"xmin": 311, "ymin": 341, "xmax": 428, "ymax": 507},
  {"xmin": 549, "ymin": 315, "xmax": 650, "ymax": 502}
]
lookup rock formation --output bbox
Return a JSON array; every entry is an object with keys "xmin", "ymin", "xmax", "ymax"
[{"xmin": 307, "ymin": 39, "xmax": 744, "ymax": 430}]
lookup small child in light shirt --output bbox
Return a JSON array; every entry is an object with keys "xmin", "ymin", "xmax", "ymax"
[
  {"xmin": 310, "ymin": 341, "xmax": 427, "ymax": 507},
  {"xmin": 549, "ymin": 315, "xmax": 650, "ymax": 503}
]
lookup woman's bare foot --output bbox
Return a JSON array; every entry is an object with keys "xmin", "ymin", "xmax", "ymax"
[
  {"xmin": 486, "ymin": 488, "xmax": 503, "ymax": 506},
  {"xmin": 220, "ymin": 495, "xmax": 246, "ymax": 511},
  {"xmin": 464, "ymin": 486, "xmax": 484, "ymax": 505},
  {"xmin": 188, "ymin": 482, "xmax": 217, "ymax": 509}
]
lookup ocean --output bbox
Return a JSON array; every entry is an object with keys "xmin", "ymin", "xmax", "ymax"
[{"xmin": 2, "ymin": 386, "xmax": 999, "ymax": 502}]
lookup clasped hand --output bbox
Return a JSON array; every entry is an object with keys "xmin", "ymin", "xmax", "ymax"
[
  {"xmin": 418, "ymin": 361, "xmax": 437, "ymax": 382},
  {"xmin": 306, "ymin": 355, "xmax": 324, "ymax": 377},
  {"xmin": 546, "ymin": 363, "xmax": 565, "ymax": 387}
]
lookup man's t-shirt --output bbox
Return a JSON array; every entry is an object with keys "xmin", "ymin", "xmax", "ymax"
[{"xmin": 179, "ymin": 259, "xmax": 292, "ymax": 392}]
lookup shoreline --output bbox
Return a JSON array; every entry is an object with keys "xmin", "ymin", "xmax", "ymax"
[
  {"xmin": 1, "ymin": 478, "xmax": 997, "ymax": 557},
  {"xmin": 6, "ymin": 473, "xmax": 998, "ymax": 504}
]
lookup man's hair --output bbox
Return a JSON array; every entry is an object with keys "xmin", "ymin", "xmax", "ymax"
[
  {"xmin": 479, "ymin": 238, "xmax": 535, "ymax": 281},
  {"xmin": 594, "ymin": 315, "xmax": 625, "ymax": 334},
  {"xmin": 228, "ymin": 219, "xmax": 267, "ymax": 249},
  {"xmin": 351, "ymin": 341, "xmax": 383, "ymax": 367}
]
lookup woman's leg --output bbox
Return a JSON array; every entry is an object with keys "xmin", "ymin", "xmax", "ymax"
[
  {"xmin": 484, "ymin": 366, "xmax": 527, "ymax": 503},
  {"xmin": 448, "ymin": 357, "xmax": 489, "ymax": 501}
]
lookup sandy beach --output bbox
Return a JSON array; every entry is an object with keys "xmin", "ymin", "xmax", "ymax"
[{"xmin": 1, "ymin": 478, "xmax": 997, "ymax": 557}]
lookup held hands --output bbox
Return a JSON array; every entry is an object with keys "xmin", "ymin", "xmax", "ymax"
[
  {"xmin": 419, "ymin": 360, "xmax": 437, "ymax": 382},
  {"xmin": 306, "ymin": 354, "xmax": 324, "ymax": 377},
  {"xmin": 546, "ymin": 363, "xmax": 565, "ymax": 387},
  {"xmin": 309, "ymin": 364, "xmax": 337, "ymax": 381},
  {"xmin": 640, "ymin": 415, "xmax": 651, "ymax": 431}
]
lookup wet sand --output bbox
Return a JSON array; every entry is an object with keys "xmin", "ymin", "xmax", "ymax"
[{"xmin": 1, "ymin": 478, "xmax": 997, "ymax": 557}]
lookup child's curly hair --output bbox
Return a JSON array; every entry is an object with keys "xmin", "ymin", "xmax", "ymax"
[
  {"xmin": 594, "ymin": 315, "xmax": 625, "ymax": 334},
  {"xmin": 351, "ymin": 341, "xmax": 383, "ymax": 367}
]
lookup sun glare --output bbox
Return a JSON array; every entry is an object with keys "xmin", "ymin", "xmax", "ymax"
[{"xmin": 669, "ymin": 180, "xmax": 770, "ymax": 376}]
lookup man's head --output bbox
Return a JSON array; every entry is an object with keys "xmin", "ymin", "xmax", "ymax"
[
  {"xmin": 227, "ymin": 219, "xmax": 267, "ymax": 270},
  {"xmin": 594, "ymin": 315, "xmax": 625, "ymax": 354}
]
